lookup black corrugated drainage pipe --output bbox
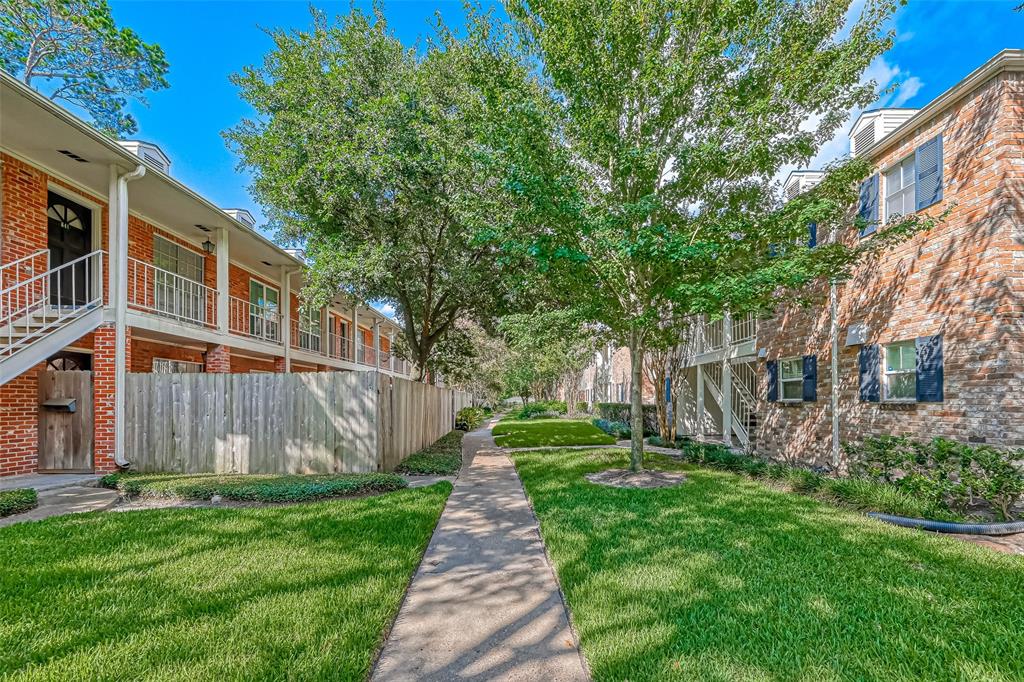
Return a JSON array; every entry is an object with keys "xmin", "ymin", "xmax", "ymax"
[{"xmin": 868, "ymin": 513, "xmax": 1024, "ymax": 536}]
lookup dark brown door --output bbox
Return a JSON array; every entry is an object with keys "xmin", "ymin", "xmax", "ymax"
[
  {"xmin": 38, "ymin": 370, "xmax": 94, "ymax": 472},
  {"xmin": 47, "ymin": 192, "xmax": 92, "ymax": 306}
]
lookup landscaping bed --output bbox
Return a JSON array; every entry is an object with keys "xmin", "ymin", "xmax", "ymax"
[
  {"xmin": 0, "ymin": 482, "xmax": 451, "ymax": 679},
  {"xmin": 396, "ymin": 430, "xmax": 465, "ymax": 476},
  {"xmin": 0, "ymin": 489, "xmax": 37, "ymax": 518},
  {"xmin": 510, "ymin": 447, "xmax": 1024, "ymax": 681},
  {"xmin": 101, "ymin": 471, "xmax": 406, "ymax": 503},
  {"xmin": 493, "ymin": 417, "xmax": 616, "ymax": 448}
]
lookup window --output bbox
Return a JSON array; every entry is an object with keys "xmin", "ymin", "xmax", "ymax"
[
  {"xmin": 153, "ymin": 236, "xmax": 206, "ymax": 322},
  {"xmin": 152, "ymin": 358, "xmax": 203, "ymax": 373},
  {"xmin": 779, "ymin": 357, "xmax": 803, "ymax": 400},
  {"xmin": 249, "ymin": 280, "xmax": 280, "ymax": 342},
  {"xmin": 884, "ymin": 155, "xmax": 916, "ymax": 220},
  {"xmin": 299, "ymin": 307, "xmax": 322, "ymax": 352},
  {"xmin": 883, "ymin": 341, "xmax": 916, "ymax": 401}
]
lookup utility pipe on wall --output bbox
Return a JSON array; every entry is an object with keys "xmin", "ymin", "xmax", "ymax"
[
  {"xmin": 112, "ymin": 164, "xmax": 145, "ymax": 468},
  {"xmin": 830, "ymin": 281, "xmax": 840, "ymax": 469}
]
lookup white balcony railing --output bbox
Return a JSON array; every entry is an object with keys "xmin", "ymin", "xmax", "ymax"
[
  {"xmin": 732, "ymin": 312, "xmax": 757, "ymax": 345},
  {"xmin": 128, "ymin": 257, "xmax": 216, "ymax": 328},
  {"xmin": 703, "ymin": 317, "xmax": 725, "ymax": 352},
  {"xmin": 326, "ymin": 332, "xmax": 354, "ymax": 362},
  {"xmin": 356, "ymin": 339, "xmax": 375, "ymax": 366},
  {"xmin": 228, "ymin": 295, "xmax": 282, "ymax": 344}
]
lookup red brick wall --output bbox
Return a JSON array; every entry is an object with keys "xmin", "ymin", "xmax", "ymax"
[
  {"xmin": 756, "ymin": 70, "xmax": 1024, "ymax": 468},
  {"xmin": 0, "ymin": 362, "xmax": 44, "ymax": 476},
  {"xmin": 130, "ymin": 339, "xmax": 205, "ymax": 372},
  {"xmin": 205, "ymin": 344, "xmax": 231, "ymax": 372},
  {"xmin": 232, "ymin": 354, "xmax": 278, "ymax": 373}
]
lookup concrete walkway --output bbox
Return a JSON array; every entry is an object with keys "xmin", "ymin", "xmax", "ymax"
[
  {"xmin": 372, "ymin": 420, "xmax": 588, "ymax": 681},
  {"xmin": 0, "ymin": 486, "xmax": 118, "ymax": 528}
]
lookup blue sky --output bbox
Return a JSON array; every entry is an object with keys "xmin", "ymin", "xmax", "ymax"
[{"xmin": 106, "ymin": 0, "xmax": 1022, "ymax": 236}]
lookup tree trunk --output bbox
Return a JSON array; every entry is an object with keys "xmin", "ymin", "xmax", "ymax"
[{"xmin": 628, "ymin": 332, "xmax": 645, "ymax": 472}]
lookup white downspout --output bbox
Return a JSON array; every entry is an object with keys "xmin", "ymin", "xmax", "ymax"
[
  {"xmin": 113, "ymin": 164, "xmax": 145, "ymax": 468},
  {"xmin": 830, "ymin": 281, "xmax": 840, "ymax": 469}
]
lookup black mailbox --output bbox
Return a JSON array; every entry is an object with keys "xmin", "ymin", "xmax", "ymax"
[{"xmin": 42, "ymin": 398, "xmax": 76, "ymax": 413}]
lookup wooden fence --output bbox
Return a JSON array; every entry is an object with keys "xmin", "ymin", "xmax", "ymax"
[{"xmin": 125, "ymin": 371, "xmax": 473, "ymax": 474}]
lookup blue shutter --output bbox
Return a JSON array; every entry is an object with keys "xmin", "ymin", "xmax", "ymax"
[
  {"xmin": 858, "ymin": 174, "xmax": 879, "ymax": 237},
  {"xmin": 859, "ymin": 344, "xmax": 880, "ymax": 402},
  {"xmin": 766, "ymin": 360, "xmax": 778, "ymax": 402},
  {"xmin": 802, "ymin": 355, "xmax": 817, "ymax": 402},
  {"xmin": 916, "ymin": 334, "xmax": 944, "ymax": 402},
  {"xmin": 915, "ymin": 134, "xmax": 943, "ymax": 211},
  {"xmin": 665, "ymin": 376, "xmax": 671, "ymax": 403},
  {"xmin": 807, "ymin": 222, "xmax": 817, "ymax": 248}
]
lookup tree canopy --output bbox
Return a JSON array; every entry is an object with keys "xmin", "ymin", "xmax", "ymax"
[
  {"xmin": 228, "ymin": 7, "xmax": 538, "ymax": 382},
  {"xmin": 494, "ymin": 0, "xmax": 937, "ymax": 469},
  {"xmin": 0, "ymin": 0, "xmax": 168, "ymax": 135}
]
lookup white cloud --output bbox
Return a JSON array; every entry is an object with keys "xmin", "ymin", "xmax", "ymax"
[{"xmin": 890, "ymin": 76, "xmax": 924, "ymax": 107}]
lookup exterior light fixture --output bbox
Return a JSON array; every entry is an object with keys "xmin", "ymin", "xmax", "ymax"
[{"xmin": 202, "ymin": 239, "xmax": 215, "ymax": 255}]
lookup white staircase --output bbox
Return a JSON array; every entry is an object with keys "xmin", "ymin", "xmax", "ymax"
[
  {"xmin": 0, "ymin": 250, "xmax": 105, "ymax": 385},
  {"xmin": 701, "ymin": 360, "xmax": 759, "ymax": 449}
]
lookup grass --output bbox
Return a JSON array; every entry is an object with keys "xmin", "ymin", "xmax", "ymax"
[
  {"xmin": 100, "ymin": 472, "xmax": 406, "ymax": 503},
  {"xmin": 492, "ymin": 418, "xmax": 616, "ymax": 448},
  {"xmin": 0, "ymin": 489, "xmax": 37, "ymax": 518},
  {"xmin": 0, "ymin": 482, "xmax": 451, "ymax": 680},
  {"xmin": 395, "ymin": 430, "xmax": 464, "ymax": 476},
  {"xmin": 510, "ymin": 448, "xmax": 1024, "ymax": 681}
]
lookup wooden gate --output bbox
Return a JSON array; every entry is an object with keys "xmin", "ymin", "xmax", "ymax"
[{"xmin": 38, "ymin": 370, "xmax": 93, "ymax": 472}]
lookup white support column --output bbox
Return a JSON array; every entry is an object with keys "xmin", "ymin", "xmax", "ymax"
[
  {"xmin": 830, "ymin": 282, "xmax": 841, "ymax": 469},
  {"xmin": 373, "ymin": 319, "xmax": 381, "ymax": 370},
  {"xmin": 352, "ymin": 305, "xmax": 360, "ymax": 363},
  {"xmin": 280, "ymin": 265, "xmax": 292, "ymax": 372},
  {"xmin": 319, "ymin": 306, "xmax": 329, "ymax": 356},
  {"xmin": 695, "ymin": 364, "xmax": 705, "ymax": 440},
  {"xmin": 388, "ymin": 330, "xmax": 394, "ymax": 372},
  {"xmin": 215, "ymin": 227, "xmax": 229, "ymax": 333},
  {"xmin": 722, "ymin": 312, "xmax": 733, "ymax": 446}
]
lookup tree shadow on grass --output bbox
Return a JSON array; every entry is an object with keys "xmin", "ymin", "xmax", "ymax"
[
  {"xmin": 0, "ymin": 484, "xmax": 452, "ymax": 681},
  {"xmin": 512, "ymin": 449, "xmax": 1024, "ymax": 682}
]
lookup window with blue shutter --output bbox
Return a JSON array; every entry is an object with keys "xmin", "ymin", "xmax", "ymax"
[
  {"xmin": 859, "ymin": 344, "xmax": 881, "ymax": 402},
  {"xmin": 766, "ymin": 360, "xmax": 778, "ymax": 402},
  {"xmin": 915, "ymin": 134, "xmax": 943, "ymax": 211},
  {"xmin": 802, "ymin": 355, "xmax": 817, "ymax": 401},
  {"xmin": 915, "ymin": 334, "xmax": 944, "ymax": 402},
  {"xmin": 858, "ymin": 174, "xmax": 879, "ymax": 237},
  {"xmin": 807, "ymin": 223, "xmax": 817, "ymax": 248}
]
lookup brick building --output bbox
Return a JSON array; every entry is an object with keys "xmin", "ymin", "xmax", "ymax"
[
  {"xmin": 0, "ymin": 72, "xmax": 410, "ymax": 478},
  {"xmin": 675, "ymin": 49, "xmax": 1024, "ymax": 469}
]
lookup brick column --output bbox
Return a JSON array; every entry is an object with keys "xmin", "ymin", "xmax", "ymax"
[
  {"xmin": 93, "ymin": 324, "xmax": 131, "ymax": 473},
  {"xmin": 274, "ymin": 356, "xmax": 287, "ymax": 373},
  {"xmin": 205, "ymin": 344, "xmax": 231, "ymax": 373}
]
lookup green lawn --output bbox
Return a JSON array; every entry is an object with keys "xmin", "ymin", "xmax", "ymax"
[
  {"xmin": 0, "ymin": 483, "xmax": 451, "ymax": 681},
  {"xmin": 492, "ymin": 418, "xmax": 616, "ymax": 448},
  {"xmin": 101, "ymin": 471, "xmax": 407, "ymax": 502},
  {"xmin": 510, "ymin": 448, "xmax": 1024, "ymax": 681},
  {"xmin": 395, "ymin": 430, "xmax": 464, "ymax": 475}
]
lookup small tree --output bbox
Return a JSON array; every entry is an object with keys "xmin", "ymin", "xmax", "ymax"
[
  {"xmin": 496, "ymin": 0, "xmax": 937, "ymax": 471},
  {"xmin": 0, "ymin": 0, "xmax": 169, "ymax": 135},
  {"xmin": 228, "ymin": 8, "xmax": 533, "ymax": 381}
]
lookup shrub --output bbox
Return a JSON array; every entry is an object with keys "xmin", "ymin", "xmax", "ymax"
[
  {"xmin": 101, "ymin": 472, "xmax": 406, "ymax": 503},
  {"xmin": 594, "ymin": 402, "xmax": 658, "ymax": 435},
  {"xmin": 396, "ymin": 430, "xmax": 464, "ymax": 476},
  {"xmin": 670, "ymin": 442, "xmax": 956, "ymax": 521},
  {"xmin": 455, "ymin": 406, "xmax": 486, "ymax": 431},
  {"xmin": 515, "ymin": 400, "xmax": 567, "ymax": 420},
  {"xmin": 0, "ymin": 488, "xmax": 37, "ymax": 518},
  {"xmin": 592, "ymin": 418, "xmax": 631, "ymax": 439},
  {"xmin": 845, "ymin": 436, "xmax": 1024, "ymax": 520}
]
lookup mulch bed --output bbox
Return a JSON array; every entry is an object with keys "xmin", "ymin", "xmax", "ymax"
[{"xmin": 585, "ymin": 468, "xmax": 687, "ymax": 489}]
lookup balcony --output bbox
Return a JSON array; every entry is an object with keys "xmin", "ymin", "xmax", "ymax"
[
  {"xmin": 127, "ymin": 257, "xmax": 217, "ymax": 329},
  {"xmin": 229, "ymin": 295, "xmax": 282, "ymax": 344},
  {"xmin": 683, "ymin": 312, "xmax": 758, "ymax": 367}
]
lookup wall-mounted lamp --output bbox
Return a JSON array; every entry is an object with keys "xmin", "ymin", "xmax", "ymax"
[{"xmin": 202, "ymin": 239, "xmax": 215, "ymax": 255}]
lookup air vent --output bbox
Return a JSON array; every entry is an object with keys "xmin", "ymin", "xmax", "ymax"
[
  {"xmin": 849, "ymin": 109, "xmax": 918, "ymax": 158},
  {"xmin": 786, "ymin": 181, "xmax": 801, "ymax": 200},
  {"xmin": 57, "ymin": 149, "xmax": 89, "ymax": 163},
  {"xmin": 782, "ymin": 170, "xmax": 824, "ymax": 203},
  {"xmin": 853, "ymin": 126, "xmax": 876, "ymax": 155},
  {"xmin": 195, "ymin": 224, "xmax": 212, "ymax": 233},
  {"xmin": 117, "ymin": 140, "xmax": 171, "ymax": 174},
  {"xmin": 261, "ymin": 260, "xmax": 273, "ymax": 267}
]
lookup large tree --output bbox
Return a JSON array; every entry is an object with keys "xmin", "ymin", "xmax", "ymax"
[
  {"xmin": 228, "ymin": 8, "xmax": 535, "ymax": 381},
  {"xmin": 0, "ymin": 0, "xmax": 168, "ymax": 135},
  {"xmin": 498, "ymin": 0, "xmax": 938, "ymax": 470}
]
